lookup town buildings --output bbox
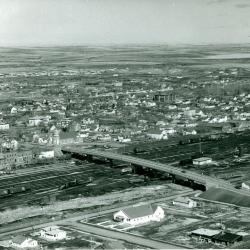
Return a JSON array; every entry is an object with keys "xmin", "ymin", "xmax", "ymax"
[{"xmin": 0, "ymin": 150, "xmax": 33, "ymax": 170}]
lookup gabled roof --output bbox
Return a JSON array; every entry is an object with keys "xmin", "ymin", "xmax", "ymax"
[{"xmin": 121, "ymin": 204, "xmax": 158, "ymax": 219}]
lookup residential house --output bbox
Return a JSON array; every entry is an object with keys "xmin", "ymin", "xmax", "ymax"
[
  {"xmin": 10, "ymin": 106, "xmax": 18, "ymax": 114},
  {"xmin": 241, "ymin": 180, "xmax": 250, "ymax": 190},
  {"xmin": 40, "ymin": 226, "xmax": 67, "ymax": 241},
  {"xmin": 173, "ymin": 197, "xmax": 197, "ymax": 208},
  {"xmin": 146, "ymin": 129, "xmax": 168, "ymax": 140},
  {"xmin": 113, "ymin": 204, "xmax": 164, "ymax": 226},
  {"xmin": 10, "ymin": 235, "xmax": 38, "ymax": 248}
]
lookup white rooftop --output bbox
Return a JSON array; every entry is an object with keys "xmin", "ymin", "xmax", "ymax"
[
  {"xmin": 191, "ymin": 228, "xmax": 221, "ymax": 237},
  {"xmin": 193, "ymin": 157, "xmax": 212, "ymax": 162}
]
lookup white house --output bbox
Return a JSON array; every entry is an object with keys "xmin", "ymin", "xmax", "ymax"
[
  {"xmin": 38, "ymin": 150, "xmax": 55, "ymax": 159},
  {"xmin": 40, "ymin": 226, "xmax": 67, "ymax": 241},
  {"xmin": 10, "ymin": 106, "xmax": 18, "ymax": 114},
  {"xmin": 173, "ymin": 197, "xmax": 197, "ymax": 208},
  {"xmin": 29, "ymin": 116, "xmax": 51, "ymax": 126},
  {"xmin": 193, "ymin": 157, "xmax": 212, "ymax": 166},
  {"xmin": 0, "ymin": 123, "xmax": 9, "ymax": 130},
  {"xmin": 146, "ymin": 129, "xmax": 168, "ymax": 140},
  {"xmin": 113, "ymin": 204, "xmax": 164, "ymax": 226},
  {"xmin": 242, "ymin": 181, "xmax": 250, "ymax": 190},
  {"xmin": 10, "ymin": 235, "xmax": 38, "ymax": 248}
]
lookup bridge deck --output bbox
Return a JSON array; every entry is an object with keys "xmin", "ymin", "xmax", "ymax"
[{"xmin": 62, "ymin": 147, "xmax": 234, "ymax": 190}]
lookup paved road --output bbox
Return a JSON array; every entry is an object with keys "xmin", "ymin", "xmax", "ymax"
[
  {"xmin": 66, "ymin": 222, "xmax": 189, "ymax": 249},
  {"xmin": 0, "ymin": 190, "xmax": 198, "ymax": 246}
]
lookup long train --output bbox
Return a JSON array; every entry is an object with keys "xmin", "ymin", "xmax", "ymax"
[{"xmin": 0, "ymin": 186, "xmax": 31, "ymax": 198}]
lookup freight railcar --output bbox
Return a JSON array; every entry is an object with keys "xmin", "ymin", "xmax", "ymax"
[{"xmin": 0, "ymin": 186, "xmax": 31, "ymax": 198}]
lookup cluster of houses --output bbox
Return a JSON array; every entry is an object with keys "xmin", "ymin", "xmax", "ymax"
[{"xmin": 2, "ymin": 68, "xmax": 250, "ymax": 151}]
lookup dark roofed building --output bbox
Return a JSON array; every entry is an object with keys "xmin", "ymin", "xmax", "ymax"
[
  {"xmin": 212, "ymin": 232, "xmax": 243, "ymax": 246},
  {"xmin": 190, "ymin": 228, "xmax": 243, "ymax": 246}
]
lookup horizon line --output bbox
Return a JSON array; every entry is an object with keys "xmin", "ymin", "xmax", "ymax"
[{"xmin": 1, "ymin": 42, "xmax": 250, "ymax": 49}]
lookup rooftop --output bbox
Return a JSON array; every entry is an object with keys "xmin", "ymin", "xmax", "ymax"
[
  {"xmin": 121, "ymin": 203, "xmax": 158, "ymax": 219},
  {"xmin": 213, "ymin": 232, "xmax": 242, "ymax": 243},
  {"xmin": 191, "ymin": 228, "xmax": 221, "ymax": 237}
]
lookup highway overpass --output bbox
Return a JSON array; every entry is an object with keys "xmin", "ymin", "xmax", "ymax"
[{"xmin": 62, "ymin": 147, "xmax": 236, "ymax": 191}]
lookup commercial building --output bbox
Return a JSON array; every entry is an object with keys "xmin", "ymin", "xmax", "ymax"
[
  {"xmin": 0, "ymin": 150, "xmax": 33, "ymax": 169},
  {"xmin": 28, "ymin": 115, "xmax": 51, "ymax": 126},
  {"xmin": 113, "ymin": 204, "xmax": 164, "ymax": 226}
]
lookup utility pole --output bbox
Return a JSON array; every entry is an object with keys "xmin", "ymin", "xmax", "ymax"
[{"xmin": 199, "ymin": 140, "xmax": 202, "ymax": 154}]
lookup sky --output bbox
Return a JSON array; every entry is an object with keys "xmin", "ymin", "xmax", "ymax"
[{"xmin": 0, "ymin": 0, "xmax": 250, "ymax": 46}]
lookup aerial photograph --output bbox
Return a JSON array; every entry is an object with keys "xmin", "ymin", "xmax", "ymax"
[{"xmin": 0, "ymin": 0, "xmax": 250, "ymax": 249}]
